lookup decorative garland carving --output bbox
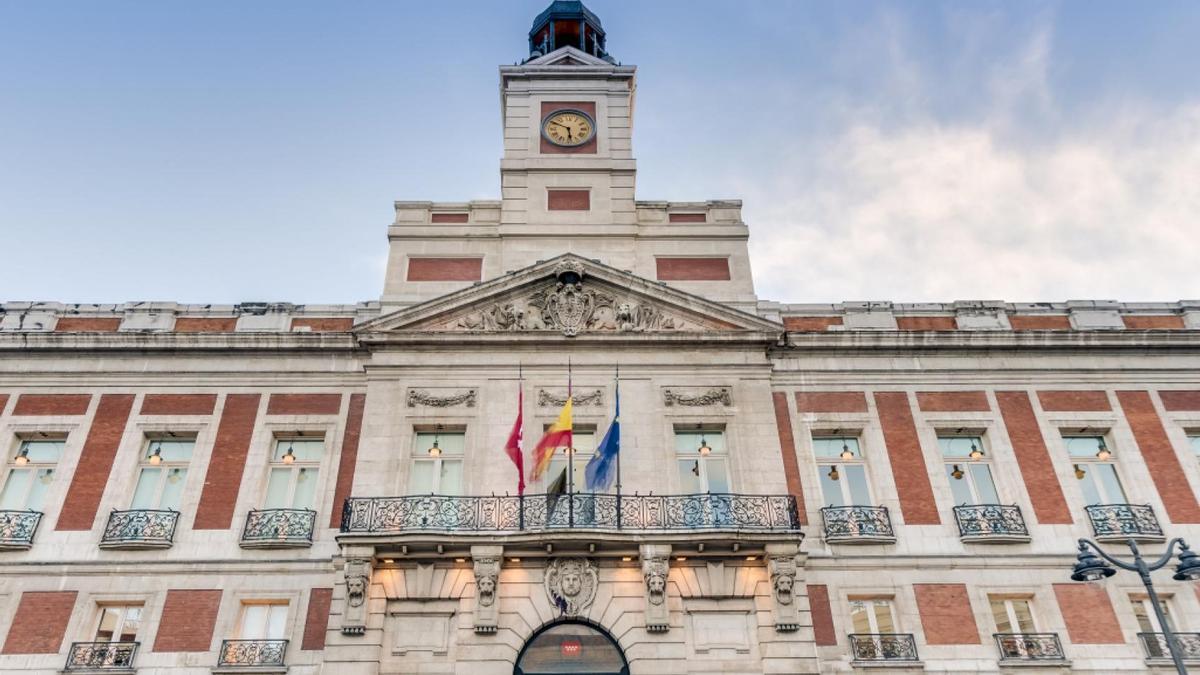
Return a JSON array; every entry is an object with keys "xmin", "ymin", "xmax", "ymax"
[
  {"xmin": 663, "ymin": 388, "xmax": 732, "ymax": 407},
  {"xmin": 407, "ymin": 389, "xmax": 477, "ymax": 408},
  {"xmin": 537, "ymin": 389, "xmax": 603, "ymax": 407}
]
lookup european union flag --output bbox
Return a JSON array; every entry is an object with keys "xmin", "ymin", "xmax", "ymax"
[{"xmin": 584, "ymin": 386, "xmax": 619, "ymax": 491}]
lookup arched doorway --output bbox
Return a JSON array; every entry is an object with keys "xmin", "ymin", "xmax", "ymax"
[{"xmin": 514, "ymin": 620, "xmax": 630, "ymax": 675}]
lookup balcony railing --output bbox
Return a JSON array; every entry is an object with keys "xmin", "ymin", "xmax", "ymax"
[
  {"xmin": 849, "ymin": 633, "xmax": 919, "ymax": 663},
  {"xmin": 995, "ymin": 633, "xmax": 1066, "ymax": 661},
  {"xmin": 65, "ymin": 641, "xmax": 139, "ymax": 671},
  {"xmin": 953, "ymin": 504, "xmax": 1030, "ymax": 542},
  {"xmin": 0, "ymin": 510, "xmax": 43, "ymax": 550},
  {"xmin": 341, "ymin": 493, "xmax": 800, "ymax": 534},
  {"xmin": 240, "ymin": 508, "xmax": 316, "ymax": 548},
  {"xmin": 1085, "ymin": 504, "xmax": 1163, "ymax": 541},
  {"xmin": 820, "ymin": 505, "xmax": 895, "ymax": 543},
  {"xmin": 99, "ymin": 509, "xmax": 179, "ymax": 549},
  {"xmin": 1139, "ymin": 632, "xmax": 1200, "ymax": 662},
  {"xmin": 217, "ymin": 639, "xmax": 288, "ymax": 668}
]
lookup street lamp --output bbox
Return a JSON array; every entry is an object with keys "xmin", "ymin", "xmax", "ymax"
[{"xmin": 1069, "ymin": 537, "xmax": 1200, "ymax": 674}]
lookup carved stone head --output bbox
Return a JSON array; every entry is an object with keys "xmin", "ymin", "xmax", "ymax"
[{"xmin": 477, "ymin": 574, "xmax": 497, "ymax": 607}]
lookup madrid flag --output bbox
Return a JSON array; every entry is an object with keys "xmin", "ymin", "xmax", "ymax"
[{"xmin": 504, "ymin": 388, "xmax": 526, "ymax": 495}]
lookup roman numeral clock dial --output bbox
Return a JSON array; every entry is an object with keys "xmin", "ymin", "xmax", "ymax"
[{"xmin": 542, "ymin": 110, "xmax": 594, "ymax": 147}]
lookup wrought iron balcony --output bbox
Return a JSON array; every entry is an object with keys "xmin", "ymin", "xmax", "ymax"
[
  {"xmin": 99, "ymin": 509, "xmax": 179, "ymax": 549},
  {"xmin": 341, "ymin": 493, "xmax": 800, "ymax": 534},
  {"xmin": 65, "ymin": 641, "xmax": 139, "ymax": 671},
  {"xmin": 217, "ymin": 639, "xmax": 288, "ymax": 669},
  {"xmin": 1139, "ymin": 632, "xmax": 1200, "ymax": 662},
  {"xmin": 1085, "ymin": 503, "xmax": 1164, "ymax": 541},
  {"xmin": 0, "ymin": 510, "xmax": 42, "ymax": 550},
  {"xmin": 995, "ymin": 633, "xmax": 1066, "ymax": 662},
  {"xmin": 953, "ymin": 504, "xmax": 1030, "ymax": 543},
  {"xmin": 849, "ymin": 633, "xmax": 919, "ymax": 663},
  {"xmin": 240, "ymin": 508, "xmax": 316, "ymax": 548},
  {"xmin": 820, "ymin": 505, "xmax": 895, "ymax": 544}
]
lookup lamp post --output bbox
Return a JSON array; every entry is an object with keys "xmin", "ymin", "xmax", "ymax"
[{"xmin": 1070, "ymin": 537, "xmax": 1200, "ymax": 674}]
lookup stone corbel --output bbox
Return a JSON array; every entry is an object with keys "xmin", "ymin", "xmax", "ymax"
[
  {"xmin": 341, "ymin": 555, "xmax": 373, "ymax": 635},
  {"xmin": 471, "ymin": 545, "xmax": 503, "ymax": 634},
  {"xmin": 639, "ymin": 544, "xmax": 671, "ymax": 632},
  {"xmin": 765, "ymin": 543, "xmax": 801, "ymax": 632}
]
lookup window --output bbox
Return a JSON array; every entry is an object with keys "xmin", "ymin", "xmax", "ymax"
[
  {"xmin": 675, "ymin": 428, "xmax": 728, "ymax": 493},
  {"xmin": 130, "ymin": 437, "xmax": 193, "ymax": 510},
  {"xmin": 849, "ymin": 597, "xmax": 896, "ymax": 633},
  {"xmin": 940, "ymin": 435, "xmax": 999, "ymax": 505},
  {"xmin": 1130, "ymin": 595, "xmax": 1175, "ymax": 633},
  {"xmin": 990, "ymin": 596, "xmax": 1036, "ymax": 634},
  {"xmin": 94, "ymin": 604, "xmax": 142, "ymax": 642},
  {"xmin": 546, "ymin": 427, "xmax": 597, "ymax": 492},
  {"xmin": 815, "ymin": 434, "xmax": 871, "ymax": 507},
  {"xmin": 1064, "ymin": 434, "xmax": 1126, "ymax": 505},
  {"xmin": 237, "ymin": 602, "xmax": 288, "ymax": 640},
  {"xmin": 1188, "ymin": 432, "xmax": 1200, "ymax": 459},
  {"xmin": 264, "ymin": 436, "xmax": 323, "ymax": 509},
  {"xmin": 0, "ymin": 438, "xmax": 65, "ymax": 511},
  {"xmin": 408, "ymin": 430, "xmax": 464, "ymax": 495}
]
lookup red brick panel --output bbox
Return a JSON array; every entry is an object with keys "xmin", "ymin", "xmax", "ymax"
[
  {"xmin": 771, "ymin": 392, "xmax": 807, "ymax": 524},
  {"xmin": 1009, "ymin": 315, "xmax": 1071, "ymax": 330},
  {"xmin": 290, "ymin": 317, "xmax": 354, "ymax": 332},
  {"xmin": 406, "ymin": 257, "xmax": 483, "ymax": 282},
  {"xmin": 547, "ymin": 189, "xmax": 591, "ymax": 211},
  {"xmin": 995, "ymin": 391, "xmax": 1072, "ymax": 524},
  {"xmin": 1, "ymin": 591, "xmax": 77, "ymax": 654},
  {"xmin": 0, "ymin": 394, "xmax": 7, "ymax": 414},
  {"xmin": 914, "ymin": 584, "xmax": 980, "ymax": 645},
  {"xmin": 1159, "ymin": 390, "xmax": 1200, "ymax": 411},
  {"xmin": 431, "ymin": 212, "xmax": 469, "ymax": 223},
  {"xmin": 56, "ymin": 394, "xmax": 135, "ymax": 531},
  {"xmin": 301, "ymin": 588, "xmax": 334, "ymax": 650},
  {"xmin": 794, "ymin": 391, "xmax": 868, "ymax": 413},
  {"xmin": 140, "ymin": 394, "xmax": 217, "ymax": 416},
  {"xmin": 807, "ymin": 584, "xmax": 837, "ymax": 646},
  {"xmin": 193, "ymin": 394, "xmax": 261, "ymax": 529},
  {"xmin": 1117, "ymin": 391, "xmax": 1200, "ymax": 523},
  {"xmin": 916, "ymin": 391, "xmax": 990, "ymax": 412},
  {"xmin": 12, "ymin": 393, "xmax": 91, "ymax": 416},
  {"xmin": 153, "ymin": 589, "xmax": 222, "ymax": 652},
  {"xmin": 668, "ymin": 213, "xmax": 706, "ymax": 223},
  {"xmin": 874, "ymin": 392, "xmax": 940, "ymax": 525},
  {"xmin": 895, "ymin": 316, "xmax": 957, "ymax": 331},
  {"xmin": 655, "ymin": 257, "xmax": 731, "ymax": 281},
  {"xmin": 330, "ymin": 393, "xmax": 366, "ymax": 527},
  {"xmin": 539, "ymin": 101, "xmax": 597, "ymax": 154},
  {"xmin": 1122, "ymin": 315, "xmax": 1185, "ymax": 329},
  {"xmin": 1037, "ymin": 390, "xmax": 1111, "ymax": 412},
  {"xmin": 267, "ymin": 393, "xmax": 342, "ymax": 416},
  {"xmin": 783, "ymin": 316, "xmax": 843, "ymax": 332},
  {"xmin": 54, "ymin": 317, "xmax": 121, "ymax": 332},
  {"xmin": 174, "ymin": 317, "xmax": 237, "ymax": 332},
  {"xmin": 1053, "ymin": 584, "xmax": 1123, "ymax": 643}
]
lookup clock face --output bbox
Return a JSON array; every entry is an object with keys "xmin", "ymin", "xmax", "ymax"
[{"xmin": 542, "ymin": 110, "xmax": 595, "ymax": 147}]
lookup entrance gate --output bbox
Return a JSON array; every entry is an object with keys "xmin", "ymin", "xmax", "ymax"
[{"xmin": 514, "ymin": 620, "xmax": 629, "ymax": 675}]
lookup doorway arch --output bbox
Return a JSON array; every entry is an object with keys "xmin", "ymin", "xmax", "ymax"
[{"xmin": 514, "ymin": 619, "xmax": 630, "ymax": 675}]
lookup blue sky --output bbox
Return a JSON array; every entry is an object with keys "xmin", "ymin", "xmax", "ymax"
[{"xmin": 2, "ymin": 1, "xmax": 1198, "ymax": 304}]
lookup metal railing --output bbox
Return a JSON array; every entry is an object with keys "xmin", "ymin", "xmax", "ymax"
[
  {"xmin": 217, "ymin": 639, "xmax": 288, "ymax": 668},
  {"xmin": 953, "ymin": 504, "xmax": 1029, "ymax": 540},
  {"xmin": 849, "ymin": 633, "xmax": 919, "ymax": 662},
  {"xmin": 1139, "ymin": 632, "xmax": 1200, "ymax": 661},
  {"xmin": 241, "ymin": 508, "xmax": 316, "ymax": 547},
  {"xmin": 99, "ymin": 509, "xmax": 179, "ymax": 548},
  {"xmin": 820, "ymin": 505, "xmax": 894, "ymax": 542},
  {"xmin": 0, "ymin": 510, "xmax": 42, "ymax": 549},
  {"xmin": 65, "ymin": 641, "xmax": 139, "ymax": 670},
  {"xmin": 1085, "ymin": 504, "xmax": 1163, "ymax": 539},
  {"xmin": 341, "ymin": 493, "xmax": 800, "ymax": 533},
  {"xmin": 995, "ymin": 633, "xmax": 1065, "ymax": 661}
]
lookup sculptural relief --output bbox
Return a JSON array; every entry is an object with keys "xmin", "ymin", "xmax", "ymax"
[
  {"xmin": 544, "ymin": 557, "xmax": 598, "ymax": 617},
  {"xmin": 767, "ymin": 553, "xmax": 800, "ymax": 632},
  {"xmin": 341, "ymin": 557, "xmax": 371, "ymax": 635},
  {"xmin": 472, "ymin": 555, "xmax": 501, "ymax": 633}
]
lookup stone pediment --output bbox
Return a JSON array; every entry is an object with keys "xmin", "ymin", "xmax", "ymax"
[{"xmin": 358, "ymin": 255, "xmax": 781, "ymax": 338}]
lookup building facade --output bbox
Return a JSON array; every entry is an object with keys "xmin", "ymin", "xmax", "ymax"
[{"xmin": 2, "ymin": 3, "xmax": 1200, "ymax": 673}]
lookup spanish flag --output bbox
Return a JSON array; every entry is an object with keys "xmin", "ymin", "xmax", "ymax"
[{"xmin": 530, "ymin": 398, "xmax": 572, "ymax": 480}]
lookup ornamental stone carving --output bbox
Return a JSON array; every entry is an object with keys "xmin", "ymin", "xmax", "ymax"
[
  {"xmin": 453, "ymin": 279, "xmax": 685, "ymax": 336},
  {"xmin": 538, "ymin": 389, "xmax": 603, "ymax": 407},
  {"xmin": 471, "ymin": 545, "xmax": 502, "ymax": 634},
  {"xmin": 664, "ymin": 387, "xmax": 732, "ymax": 407},
  {"xmin": 544, "ymin": 557, "xmax": 598, "ymax": 617},
  {"xmin": 640, "ymin": 544, "xmax": 671, "ymax": 632},
  {"xmin": 406, "ymin": 389, "xmax": 477, "ymax": 408},
  {"xmin": 766, "ymin": 544, "xmax": 801, "ymax": 632},
  {"xmin": 342, "ymin": 557, "xmax": 372, "ymax": 635}
]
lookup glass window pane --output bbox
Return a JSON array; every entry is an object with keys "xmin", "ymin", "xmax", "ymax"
[
  {"xmin": 414, "ymin": 433, "xmax": 464, "ymax": 458},
  {"xmin": 1095, "ymin": 464, "xmax": 1126, "ymax": 503},
  {"xmin": 814, "ymin": 437, "xmax": 860, "ymax": 459},
  {"xmin": 1064, "ymin": 436, "xmax": 1108, "ymax": 458},
  {"xmin": 818, "ymin": 465, "xmax": 845, "ymax": 507},
  {"xmin": 120, "ymin": 606, "xmax": 142, "ymax": 641},
  {"xmin": 149, "ymin": 439, "xmax": 194, "ymax": 462},
  {"xmin": 439, "ymin": 460, "xmax": 463, "ymax": 496},
  {"xmin": 990, "ymin": 598, "xmax": 1013, "ymax": 633},
  {"xmin": 572, "ymin": 432, "xmax": 596, "ymax": 454},
  {"xmin": 1011, "ymin": 600, "xmax": 1035, "ymax": 632},
  {"xmin": 939, "ymin": 436, "xmax": 983, "ymax": 458},
  {"xmin": 96, "ymin": 606, "xmax": 120, "ymax": 641},
  {"xmin": 946, "ymin": 464, "xmax": 976, "ymax": 505},
  {"xmin": 25, "ymin": 469, "xmax": 54, "ymax": 511},
  {"xmin": 19, "ymin": 440, "xmax": 64, "ymax": 463},
  {"xmin": 969, "ymin": 464, "xmax": 1000, "ymax": 504},
  {"xmin": 704, "ymin": 458, "xmax": 729, "ymax": 493},
  {"xmin": 844, "ymin": 465, "xmax": 871, "ymax": 506},
  {"xmin": 266, "ymin": 604, "xmax": 288, "ymax": 639},
  {"xmin": 264, "ymin": 468, "xmax": 292, "ymax": 508},
  {"xmin": 291, "ymin": 468, "xmax": 318, "ymax": 507},
  {"xmin": 241, "ymin": 605, "xmax": 267, "ymax": 639},
  {"xmin": 130, "ymin": 468, "xmax": 161, "ymax": 509},
  {"xmin": 158, "ymin": 468, "xmax": 186, "ymax": 509},
  {"xmin": 1130, "ymin": 598, "xmax": 1156, "ymax": 632},
  {"xmin": 1076, "ymin": 466, "xmax": 1103, "ymax": 505},
  {"xmin": 1189, "ymin": 435, "xmax": 1200, "ymax": 457},
  {"xmin": 849, "ymin": 600, "xmax": 871, "ymax": 632},
  {"xmin": 872, "ymin": 601, "xmax": 895, "ymax": 633},
  {"xmin": 674, "ymin": 431, "xmax": 725, "ymax": 454},
  {"xmin": 678, "ymin": 459, "xmax": 703, "ymax": 493},
  {"xmin": 0, "ymin": 470, "xmax": 32, "ymax": 510}
]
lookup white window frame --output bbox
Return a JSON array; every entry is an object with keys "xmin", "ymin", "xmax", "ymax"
[
  {"xmin": 989, "ymin": 596, "xmax": 1037, "ymax": 634},
  {"xmin": 1130, "ymin": 594, "xmax": 1176, "ymax": 633},
  {"xmin": 939, "ymin": 434, "xmax": 1000, "ymax": 506},
  {"xmin": 408, "ymin": 429, "xmax": 465, "ymax": 496},
  {"xmin": 0, "ymin": 437, "xmax": 66, "ymax": 511},
  {"xmin": 674, "ymin": 427, "xmax": 729, "ymax": 494},
  {"xmin": 848, "ymin": 596, "xmax": 897, "ymax": 634},
  {"xmin": 235, "ymin": 601, "xmax": 290, "ymax": 640},
  {"xmin": 263, "ymin": 435, "xmax": 324, "ymax": 509},
  {"xmin": 814, "ymin": 433, "xmax": 873, "ymax": 508},
  {"xmin": 129, "ymin": 436, "xmax": 194, "ymax": 511},
  {"xmin": 93, "ymin": 603, "xmax": 144, "ymax": 643},
  {"xmin": 1063, "ymin": 432, "xmax": 1127, "ymax": 505}
]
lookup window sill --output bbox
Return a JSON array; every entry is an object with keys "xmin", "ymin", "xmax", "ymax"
[
  {"xmin": 212, "ymin": 666, "xmax": 287, "ymax": 675},
  {"xmin": 826, "ymin": 535, "xmax": 897, "ymax": 545},
  {"xmin": 851, "ymin": 660, "xmax": 923, "ymax": 670},
  {"xmin": 1095, "ymin": 532, "xmax": 1165, "ymax": 544},
  {"xmin": 238, "ymin": 538, "xmax": 313, "ymax": 550},
  {"xmin": 998, "ymin": 659, "xmax": 1070, "ymax": 669},
  {"xmin": 98, "ymin": 540, "xmax": 173, "ymax": 551},
  {"xmin": 59, "ymin": 669, "xmax": 136, "ymax": 675},
  {"xmin": 960, "ymin": 533, "xmax": 1032, "ymax": 544}
]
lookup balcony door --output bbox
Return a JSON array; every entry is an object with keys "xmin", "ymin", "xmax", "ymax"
[{"xmin": 674, "ymin": 430, "xmax": 728, "ymax": 494}]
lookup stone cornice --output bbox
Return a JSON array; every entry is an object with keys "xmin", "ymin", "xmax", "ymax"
[
  {"xmin": 778, "ymin": 329, "xmax": 1200, "ymax": 353},
  {"xmin": 0, "ymin": 332, "xmax": 361, "ymax": 353}
]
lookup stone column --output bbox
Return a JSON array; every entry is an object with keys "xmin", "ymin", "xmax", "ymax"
[
  {"xmin": 639, "ymin": 543, "xmax": 671, "ymax": 632},
  {"xmin": 471, "ymin": 545, "xmax": 503, "ymax": 634},
  {"xmin": 765, "ymin": 542, "xmax": 801, "ymax": 632},
  {"xmin": 341, "ymin": 548, "xmax": 374, "ymax": 635}
]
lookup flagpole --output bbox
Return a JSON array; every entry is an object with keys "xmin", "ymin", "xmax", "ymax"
[
  {"xmin": 566, "ymin": 357, "xmax": 574, "ymax": 528},
  {"xmin": 518, "ymin": 363, "xmax": 525, "ymax": 530},
  {"xmin": 615, "ymin": 363, "xmax": 622, "ymax": 530}
]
